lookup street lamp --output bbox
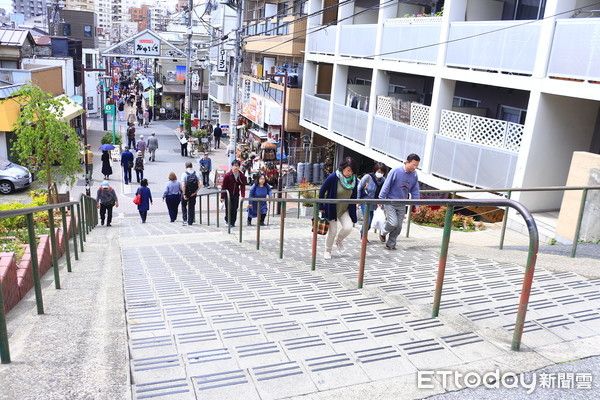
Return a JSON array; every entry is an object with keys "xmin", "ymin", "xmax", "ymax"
[{"xmin": 262, "ymin": 71, "xmax": 288, "ymax": 215}]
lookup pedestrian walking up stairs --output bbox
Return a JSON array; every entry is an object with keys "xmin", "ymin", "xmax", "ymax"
[{"xmin": 120, "ymin": 212, "xmax": 600, "ymax": 399}]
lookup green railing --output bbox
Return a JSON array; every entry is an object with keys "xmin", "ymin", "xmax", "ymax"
[
  {"xmin": 232, "ymin": 196, "xmax": 538, "ymax": 351},
  {"xmin": 197, "ymin": 190, "xmax": 231, "ymax": 233},
  {"xmin": 409, "ymin": 185, "xmax": 600, "ymax": 258},
  {"xmin": 0, "ymin": 195, "xmax": 97, "ymax": 364}
]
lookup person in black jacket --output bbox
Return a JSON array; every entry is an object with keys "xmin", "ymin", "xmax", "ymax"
[
  {"xmin": 213, "ymin": 123, "xmax": 223, "ymax": 149},
  {"xmin": 318, "ymin": 157, "xmax": 358, "ymax": 260}
]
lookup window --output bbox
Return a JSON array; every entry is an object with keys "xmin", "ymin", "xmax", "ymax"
[
  {"xmin": 84, "ymin": 25, "xmax": 92, "ymax": 37},
  {"xmin": 499, "ymin": 106, "xmax": 527, "ymax": 124},
  {"xmin": 85, "ymin": 53, "xmax": 93, "ymax": 68},
  {"xmin": 62, "ymin": 23, "xmax": 71, "ymax": 36},
  {"xmin": 453, "ymin": 96, "xmax": 480, "ymax": 108},
  {"xmin": 388, "ymin": 84, "xmax": 405, "ymax": 94}
]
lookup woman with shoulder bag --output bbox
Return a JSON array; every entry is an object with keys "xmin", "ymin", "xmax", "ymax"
[
  {"xmin": 135, "ymin": 179, "xmax": 153, "ymax": 223},
  {"xmin": 163, "ymin": 172, "xmax": 182, "ymax": 222},
  {"xmin": 357, "ymin": 162, "xmax": 388, "ymax": 242},
  {"xmin": 318, "ymin": 157, "xmax": 358, "ymax": 260}
]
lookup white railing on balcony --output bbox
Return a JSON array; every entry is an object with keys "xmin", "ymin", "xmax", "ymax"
[
  {"xmin": 307, "ymin": 25, "xmax": 337, "ymax": 55},
  {"xmin": 431, "ymin": 136, "xmax": 518, "ymax": 188},
  {"xmin": 302, "ymin": 94, "xmax": 330, "ymax": 128},
  {"xmin": 445, "ymin": 20, "xmax": 542, "ymax": 74},
  {"xmin": 439, "ymin": 109, "xmax": 524, "ymax": 152},
  {"xmin": 548, "ymin": 19, "xmax": 600, "ymax": 81},
  {"xmin": 208, "ymin": 81, "xmax": 231, "ymax": 104},
  {"xmin": 338, "ymin": 25, "xmax": 378, "ymax": 58},
  {"xmin": 410, "ymin": 103, "xmax": 430, "ymax": 131},
  {"xmin": 332, "ymin": 103, "xmax": 368, "ymax": 144},
  {"xmin": 386, "ymin": 17, "xmax": 443, "ymax": 25},
  {"xmin": 372, "ymin": 116, "xmax": 427, "ymax": 161},
  {"xmin": 209, "ymin": 81, "xmax": 218, "ymax": 98},
  {"xmin": 380, "ymin": 22, "xmax": 441, "ymax": 64}
]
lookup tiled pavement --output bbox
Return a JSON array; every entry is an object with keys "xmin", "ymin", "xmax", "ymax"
[{"xmin": 120, "ymin": 214, "xmax": 600, "ymax": 399}]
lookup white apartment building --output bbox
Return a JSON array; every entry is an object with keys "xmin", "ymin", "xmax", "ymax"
[{"xmin": 300, "ymin": 0, "xmax": 600, "ymax": 212}]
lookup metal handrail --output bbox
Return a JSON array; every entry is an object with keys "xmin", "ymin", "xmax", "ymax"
[
  {"xmin": 197, "ymin": 190, "xmax": 231, "ymax": 233},
  {"xmin": 412, "ymin": 185, "xmax": 600, "ymax": 257},
  {"xmin": 0, "ymin": 194, "xmax": 97, "ymax": 364},
  {"xmin": 236, "ymin": 196, "xmax": 538, "ymax": 352}
]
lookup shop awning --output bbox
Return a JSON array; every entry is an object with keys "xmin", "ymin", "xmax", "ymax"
[
  {"xmin": 249, "ymin": 128, "xmax": 268, "ymax": 139},
  {"xmin": 54, "ymin": 95, "xmax": 85, "ymax": 122}
]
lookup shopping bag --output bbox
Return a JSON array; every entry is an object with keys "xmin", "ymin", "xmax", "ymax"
[
  {"xmin": 312, "ymin": 216, "xmax": 329, "ymax": 235},
  {"xmin": 371, "ymin": 206, "xmax": 386, "ymax": 232},
  {"xmin": 133, "ymin": 194, "xmax": 142, "ymax": 205}
]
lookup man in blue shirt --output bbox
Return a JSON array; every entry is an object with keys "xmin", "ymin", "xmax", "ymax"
[
  {"xmin": 120, "ymin": 146, "xmax": 134, "ymax": 185},
  {"xmin": 378, "ymin": 153, "xmax": 421, "ymax": 250},
  {"xmin": 199, "ymin": 152, "xmax": 212, "ymax": 187}
]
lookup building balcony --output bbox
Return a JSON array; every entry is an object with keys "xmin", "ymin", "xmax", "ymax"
[
  {"xmin": 338, "ymin": 25, "xmax": 377, "ymax": 58},
  {"xmin": 380, "ymin": 18, "xmax": 441, "ymax": 64},
  {"xmin": 431, "ymin": 109, "xmax": 524, "ymax": 188},
  {"xmin": 244, "ymin": 16, "xmax": 307, "ymax": 56},
  {"xmin": 548, "ymin": 18, "xmax": 600, "ymax": 82},
  {"xmin": 209, "ymin": 81, "xmax": 231, "ymax": 105},
  {"xmin": 331, "ymin": 103, "xmax": 368, "ymax": 144},
  {"xmin": 306, "ymin": 26, "xmax": 336, "ymax": 55},
  {"xmin": 445, "ymin": 20, "xmax": 542, "ymax": 75},
  {"xmin": 302, "ymin": 94, "xmax": 330, "ymax": 129}
]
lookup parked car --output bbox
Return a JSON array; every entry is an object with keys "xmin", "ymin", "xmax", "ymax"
[{"xmin": 0, "ymin": 159, "xmax": 32, "ymax": 194}]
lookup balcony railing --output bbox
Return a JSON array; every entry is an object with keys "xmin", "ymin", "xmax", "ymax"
[
  {"xmin": 306, "ymin": 25, "xmax": 337, "ymax": 55},
  {"xmin": 439, "ymin": 109, "xmax": 524, "ymax": 152},
  {"xmin": 302, "ymin": 94, "xmax": 330, "ymax": 128},
  {"xmin": 338, "ymin": 25, "xmax": 377, "ymax": 58},
  {"xmin": 548, "ymin": 19, "xmax": 600, "ymax": 81},
  {"xmin": 445, "ymin": 21, "xmax": 542, "ymax": 74},
  {"xmin": 380, "ymin": 21, "xmax": 441, "ymax": 64},
  {"xmin": 372, "ymin": 116, "xmax": 427, "ymax": 161},
  {"xmin": 209, "ymin": 81, "xmax": 231, "ymax": 104},
  {"xmin": 332, "ymin": 103, "xmax": 368, "ymax": 144},
  {"xmin": 431, "ymin": 136, "xmax": 518, "ymax": 189}
]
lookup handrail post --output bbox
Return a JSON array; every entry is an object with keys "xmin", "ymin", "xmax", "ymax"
[
  {"xmin": 571, "ymin": 188, "xmax": 588, "ymax": 258},
  {"xmin": 81, "ymin": 198, "xmax": 89, "ymax": 235},
  {"xmin": 431, "ymin": 205, "xmax": 454, "ymax": 317},
  {"xmin": 227, "ymin": 193, "xmax": 231, "ymax": 234},
  {"xmin": 47, "ymin": 209, "xmax": 60, "ymax": 289},
  {"xmin": 358, "ymin": 203, "xmax": 370, "ymax": 289},
  {"xmin": 297, "ymin": 191, "xmax": 301, "ymax": 219},
  {"xmin": 311, "ymin": 202, "xmax": 318, "ymax": 271},
  {"xmin": 239, "ymin": 198, "xmax": 244, "ymax": 241},
  {"xmin": 256, "ymin": 200, "xmax": 261, "ymax": 250},
  {"xmin": 213, "ymin": 192, "xmax": 216, "ymax": 227},
  {"xmin": 76, "ymin": 203, "xmax": 85, "ymax": 251},
  {"xmin": 60, "ymin": 207, "xmax": 72, "ymax": 272},
  {"xmin": 405, "ymin": 205, "xmax": 412, "ymax": 238},
  {"xmin": 199, "ymin": 192, "xmax": 203, "ymax": 225},
  {"xmin": 279, "ymin": 201, "xmax": 286, "ymax": 259},
  {"xmin": 499, "ymin": 190, "xmax": 512, "ymax": 250},
  {"xmin": 0, "ymin": 268, "xmax": 10, "ymax": 363},
  {"xmin": 511, "ymin": 209, "xmax": 539, "ymax": 351},
  {"xmin": 70, "ymin": 204, "xmax": 79, "ymax": 260},
  {"xmin": 26, "ymin": 213, "xmax": 44, "ymax": 314}
]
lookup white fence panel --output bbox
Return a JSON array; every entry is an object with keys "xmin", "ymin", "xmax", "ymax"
[
  {"xmin": 332, "ymin": 104, "xmax": 368, "ymax": 144},
  {"xmin": 548, "ymin": 19, "xmax": 600, "ymax": 81},
  {"xmin": 446, "ymin": 21, "xmax": 542, "ymax": 74},
  {"xmin": 372, "ymin": 117, "xmax": 427, "ymax": 161},
  {"xmin": 339, "ymin": 25, "xmax": 378, "ymax": 58},
  {"xmin": 302, "ymin": 95, "xmax": 330, "ymax": 128},
  {"xmin": 307, "ymin": 25, "xmax": 337, "ymax": 55},
  {"xmin": 410, "ymin": 103, "xmax": 430, "ymax": 131},
  {"xmin": 380, "ymin": 23, "xmax": 441, "ymax": 64}
]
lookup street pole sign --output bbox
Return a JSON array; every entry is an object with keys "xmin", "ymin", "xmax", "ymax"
[{"xmin": 104, "ymin": 104, "xmax": 116, "ymax": 115}]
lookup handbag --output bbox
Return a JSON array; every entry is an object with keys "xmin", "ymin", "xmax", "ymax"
[
  {"xmin": 133, "ymin": 193, "xmax": 142, "ymax": 205},
  {"xmin": 312, "ymin": 215, "xmax": 329, "ymax": 235}
]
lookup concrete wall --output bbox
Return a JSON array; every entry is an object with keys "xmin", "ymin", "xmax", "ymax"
[
  {"xmin": 556, "ymin": 152, "xmax": 600, "ymax": 241},
  {"xmin": 517, "ymin": 94, "xmax": 599, "ymax": 211}
]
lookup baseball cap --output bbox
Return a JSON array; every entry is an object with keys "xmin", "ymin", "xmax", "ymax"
[{"xmin": 102, "ymin": 180, "xmax": 109, "ymax": 187}]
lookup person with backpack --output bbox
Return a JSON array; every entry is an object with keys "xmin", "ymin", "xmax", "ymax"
[
  {"xmin": 117, "ymin": 100, "xmax": 125, "ymax": 121},
  {"xmin": 126, "ymin": 123, "xmax": 136, "ymax": 149},
  {"xmin": 180, "ymin": 161, "xmax": 200, "ymax": 225},
  {"xmin": 134, "ymin": 151, "xmax": 144, "ymax": 183},
  {"xmin": 357, "ymin": 162, "xmax": 388, "ymax": 241},
  {"xmin": 221, "ymin": 159, "xmax": 247, "ymax": 228},
  {"xmin": 96, "ymin": 180, "xmax": 119, "ymax": 226}
]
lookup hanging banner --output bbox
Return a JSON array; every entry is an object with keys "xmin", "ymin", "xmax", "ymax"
[
  {"xmin": 242, "ymin": 79, "xmax": 251, "ymax": 104},
  {"xmin": 217, "ymin": 45, "xmax": 226, "ymax": 72},
  {"xmin": 134, "ymin": 32, "xmax": 161, "ymax": 56},
  {"xmin": 191, "ymin": 72, "xmax": 200, "ymax": 90},
  {"xmin": 148, "ymin": 89, "xmax": 154, "ymax": 107},
  {"xmin": 176, "ymin": 65, "xmax": 186, "ymax": 82}
]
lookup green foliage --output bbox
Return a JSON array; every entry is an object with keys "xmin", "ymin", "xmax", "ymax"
[
  {"xmin": 548, "ymin": 238, "xmax": 557, "ymax": 245},
  {"xmin": 6, "ymin": 84, "xmax": 83, "ymax": 190},
  {"xmin": 183, "ymin": 110, "xmax": 192, "ymax": 135},
  {"xmin": 412, "ymin": 206, "xmax": 476, "ymax": 231},
  {"xmin": 101, "ymin": 131, "xmax": 122, "ymax": 145}
]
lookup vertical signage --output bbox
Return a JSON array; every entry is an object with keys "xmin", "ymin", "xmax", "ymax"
[
  {"xmin": 217, "ymin": 45, "xmax": 227, "ymax": 72},
  {"xmin": 242, "ymin": 79, "xmax": 251, "ymax": 104}
]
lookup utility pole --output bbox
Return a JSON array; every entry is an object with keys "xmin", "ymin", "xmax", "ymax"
[
  {"xmin": 184, "ymin": 0, "xmax": 193, "ymax": 115},
  {"xmin": 228, "ymin": 0, "xmax": 244, "ymax": 164}
]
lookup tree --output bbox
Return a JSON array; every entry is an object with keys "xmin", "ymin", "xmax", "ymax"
[{"xmin": 6, "ymin": 84, "xmax": 83, "ymax": 190}]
